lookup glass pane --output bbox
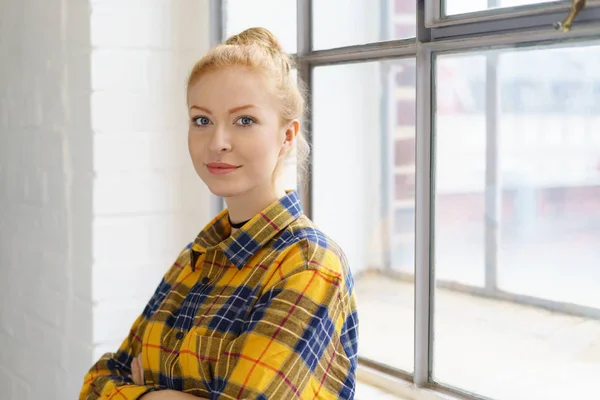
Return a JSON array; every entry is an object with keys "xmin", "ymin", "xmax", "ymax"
[
  {"xmin": 445, "ymin": 0, "xmax": 554, "ymax": 15},
  {"xmin": 224, "ymin": 0, "xmax": 296, "ymax": 53},
  {"xmin": 313, "ymin": 0, "xmax": 416, "ymax": 50},
  {"xmin": 434, "ymin": 42, "xmax": 600, "ymax": 399},
  {"xmin": 313, "ymin": 59, "xmax": 416, "ymax": 373}
]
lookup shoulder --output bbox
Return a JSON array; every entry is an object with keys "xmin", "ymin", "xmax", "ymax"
[{"xmin": 272, "ymin": 216, "xmax": 354, "ymax": 295}]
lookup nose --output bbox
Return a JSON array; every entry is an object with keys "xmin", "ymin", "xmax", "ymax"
[{"xmin": 208, "ymin": 124, "xmax": 232, "ymax": 153}]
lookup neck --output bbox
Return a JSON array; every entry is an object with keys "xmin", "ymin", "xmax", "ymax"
[{"xmin": 225, "ymin": 182, "xmax": 286, "ymax": 226}]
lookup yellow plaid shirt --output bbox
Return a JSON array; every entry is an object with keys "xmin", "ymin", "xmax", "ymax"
[{"xmin": 80, "ymin": 191, "xmax": 358, "ymax": 399}]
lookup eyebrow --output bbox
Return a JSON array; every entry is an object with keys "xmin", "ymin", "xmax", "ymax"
[{"xmin": 189, "ymin": 104, "xmax": 257, "ymax": 114}]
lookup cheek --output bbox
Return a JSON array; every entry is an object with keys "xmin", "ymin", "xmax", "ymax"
[
  {"xmin": 246, "ymin": 138, "xmax": 281, "ymax": 167},
  {"xmin": 188, "ymin": 132, "xmax": 204, "ymax": 157}
]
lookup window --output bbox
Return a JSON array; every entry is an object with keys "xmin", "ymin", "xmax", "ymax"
[
  {"xmin": 312, "ymin": 59, "xmax": 416, "ymax": 373},
  {"xmin": 312, "ymin": 0, "xmax": 416, "ymax": 49},
  {"xmin": 444, "ymin": 0, "xmax": 555, "ymax": 15},
  {"xmin": 223, "ymin": 0, "xmax": 297, "ymax": 53},
  {"xmin": 222, "ymin": 1, "xmax": 600, "ymax": 399},
  {"xmin": 434, "ymin": 43, "xmax": 600, "ymax": 398}
]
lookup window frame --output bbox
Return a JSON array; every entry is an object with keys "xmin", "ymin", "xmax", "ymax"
[
  {"xmin": 428, "ymin": 0, "xmax": 600, "ymax": 28},
  {"xmin": 215, "ymin": 1, "xmax": 600, "ymax": 398}
]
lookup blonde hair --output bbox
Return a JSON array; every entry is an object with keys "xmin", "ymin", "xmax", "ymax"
[{"xmin": 186, "ymin": 27, "xmax": 310, "ymax": 182}]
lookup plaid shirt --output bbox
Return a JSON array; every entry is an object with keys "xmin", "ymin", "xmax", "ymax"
[{"xmin": 80, "ymin": 191, "xmax": 358, "ymax": 399}]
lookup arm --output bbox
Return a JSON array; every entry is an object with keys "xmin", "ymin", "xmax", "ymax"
[
  {"xmin": 140, "ymin": 391, "xmax": 200, "ymax": 400},
  {"xmin": 79, "ymin": 266, "xmax": 182, "ymax": 399},
  {"xmin": 79, "ymin": 324, "xmax": 153, "ymax": 399},
  {"xmin": 202, "ymin": 267, "xmax": 357, "ymax": 399}
]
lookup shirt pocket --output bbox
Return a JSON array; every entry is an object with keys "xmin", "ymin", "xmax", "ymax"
[{"xmin": 180, "ymin": 333, "xmax": 227, "ymax": 391}]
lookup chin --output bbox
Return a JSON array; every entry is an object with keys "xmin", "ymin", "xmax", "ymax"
[{"xmin": 204, "ymin": 180, "xmax": 248, "ymax": 199}]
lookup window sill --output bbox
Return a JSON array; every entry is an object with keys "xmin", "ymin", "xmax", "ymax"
[{"xmin": 357, "ymin": 364, "xmax": 462, "ymax": 400}]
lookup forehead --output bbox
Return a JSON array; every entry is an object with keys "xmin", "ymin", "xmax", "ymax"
[{"xmin": 188, "ymin": 67, "xmax": 278, "ymax": 111}]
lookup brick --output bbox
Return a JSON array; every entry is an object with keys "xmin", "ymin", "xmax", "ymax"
[
  {"xmin": 93, "ymin": 212, "xmax": 196, "ymax": 260},
  {"xmin": 92, "ymin": 49, "xmax": 150, "ymax": 92},
  {"xmin": 394, "ymin": 0, "xmax": 417, "ymax": 14},
  {"xmin": 91, "ymin": 91, "xmax": 184, "ymax": 132},
  {"xmin": 67, "ymin": 2, "xmax": 92, "ymax": 49},
  {"xmin": 394, "ymin": 137, "xmax": 415, "ymax": 166},
  {"xmin": 396, "ymin": 98, "xmax": 416, "ymax": 126},
  {"xmin": 69, "ymin": 297, "xmax": 95, "ymax": 344},
  {"xmin": 91, "ymin": 3, "xmax": 174, "ymax": 49},
  {"xmin": 24, "ymin": 316, "xmax": 64, "ymax": 361},
  {"xmin": 93, "ymin": 171, "xmax": 189, "ymax": 214},
  {"xmin": 93, "ymin": 131, "xmax": 188, "ymax": 173},
  {"xmin": 394, "ymin": 172, "xmax": 415, "ymax": 201},
  {"xmin": 92, "ymin": 261, "xmax": 168, "ymax": 303},
  {"xmin": 93, "ymin": 215, "xmax": 151, "ymax": 260}
]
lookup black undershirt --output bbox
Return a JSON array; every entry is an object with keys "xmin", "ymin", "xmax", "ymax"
[{"xmin": 228, "ymin": 215, "xmax": 250, "ymax": 229}]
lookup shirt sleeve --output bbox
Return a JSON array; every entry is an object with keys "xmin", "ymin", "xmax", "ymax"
[
  {"xmin": 209, "ymin": 267, "xmax": 357, "ymax": 399},
  {"xmin": 79, "ymin": 252, "xmax": 187, "ymax": 400}
]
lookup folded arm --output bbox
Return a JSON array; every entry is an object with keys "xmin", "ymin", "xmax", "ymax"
[
  {"xmin": 200, "ymin": 267, "xmax": 357, "ymax": 399},
  {"xmin": 80, "ymin": 271, "xmax": 179, "ymax": 399}
]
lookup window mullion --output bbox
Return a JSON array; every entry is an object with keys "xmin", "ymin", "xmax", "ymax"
[{"xmin": 414, "ymin": 0, "xmax": 434, "ymax": 388}]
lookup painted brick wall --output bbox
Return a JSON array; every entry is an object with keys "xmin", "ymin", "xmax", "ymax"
[{"xmin": 0, "ymin": 0, "xmax": 213, "ymax": 398}]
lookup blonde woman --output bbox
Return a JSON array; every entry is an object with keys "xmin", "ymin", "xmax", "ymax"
[{"xmin": 80, "ymin": 27, "xmax": 358, "ymax": 400}]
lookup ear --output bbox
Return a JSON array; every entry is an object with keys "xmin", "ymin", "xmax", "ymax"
[{"xmin": 279, "ymin": 119, "xmax": 300, "ymax": 157}]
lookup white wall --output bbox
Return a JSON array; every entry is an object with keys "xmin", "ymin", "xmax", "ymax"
[
  {"xmin": 90, "ymin": 0, "xmax": 212, "ymax": 360},
  {"xmin": 0, "ymin": 0, "xmax": 213, "ymax": 398},
  {"xmin": 0, "ymin": 0, "xmax": 94, "ymax": 398}
]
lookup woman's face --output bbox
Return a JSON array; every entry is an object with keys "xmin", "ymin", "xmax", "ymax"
[{"xmin": 187, "ymin": 67, "xmax": 296, "ymax": 199}]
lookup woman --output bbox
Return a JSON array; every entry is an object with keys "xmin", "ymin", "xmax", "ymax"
[{"xmin": 79, "ymin": 27, "xmax": 358, "ymax": 400}]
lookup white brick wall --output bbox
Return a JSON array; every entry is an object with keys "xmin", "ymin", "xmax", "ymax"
[
  {"xmin": 1, "ymin": 0, "xmax": 213, "ymax": 398},
  {"xmin": 0, "ymin": 0, "xmax": 95, "ymax": 397},
  {"xmin": 90, "ymin": 0, "xmax": 213, "ymax": 352}
]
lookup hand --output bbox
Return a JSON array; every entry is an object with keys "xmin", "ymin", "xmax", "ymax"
[
  {"xmin": 142, "ymin": 390, "xmax": 201, "ymax": 399},
  {"xmin": 130, "ymin": 354, "xmax": 144, "ymax": 385},
  {"xmin": 131, "ymin": 356, "xmax": 203, "ymax": 399}
]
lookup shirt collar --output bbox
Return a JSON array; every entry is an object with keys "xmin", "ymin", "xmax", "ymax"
[{"xmin": 191, "ymin": 191, "xmax": 303, "ymax": 270}]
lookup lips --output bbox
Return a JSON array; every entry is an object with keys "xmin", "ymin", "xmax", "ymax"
[{"xmin": 206, "ymin": 162, "xmax": 240, "ymax": 175}]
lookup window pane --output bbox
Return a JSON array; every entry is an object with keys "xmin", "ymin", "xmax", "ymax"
[
  {"xmin": 445, "ymin": 0, "xmax": 554, "ymax": 15},
  {"xmin": 434, "ymin": 43, "xmax": 600, "ymax": 399},
  {"xmin": 313, "ymin": 59, "xmax": 416, "ymax": 373},
  {"xmin": 224, "ymin": 0, "xmax": 296, "ymax": 53},
  {"xmin": 313, "ymin": 0, "xmax": 416, "ymax": 50}
]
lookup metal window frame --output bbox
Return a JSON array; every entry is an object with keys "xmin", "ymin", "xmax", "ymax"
[
  {"xmin": 218, "ymin": 0, "xmax": 600, "ymax": 398},
  {"xmin": 427, "ymin": 0, "xmax": 600, "ymax": 27}
]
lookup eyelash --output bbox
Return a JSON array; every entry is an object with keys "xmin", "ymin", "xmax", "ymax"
[
  {"xmin": 191, "ymin": 115, "xmax": 257, "ymax": 127},
  {"xmin": 235, "ymin": 115, "xmax": 257, "ymax": 127},
  {"xmin": 192, "ymin": 116, "xmax": 211, "ymax": 127}
]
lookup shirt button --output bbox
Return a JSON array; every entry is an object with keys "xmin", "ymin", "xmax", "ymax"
[
  {"xmin": 201, "ymin": 277, "xmax": 210, "ymax": 284},
  {"xmin": 175, "ymin": 331, "xmax": 184, "ymax": 340}
]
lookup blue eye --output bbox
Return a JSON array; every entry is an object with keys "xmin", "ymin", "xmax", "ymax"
[
  {"xmin": 193, "ymin": 116, "xmax": 211, "ymax": 126},
  {"xmin": 235, "ymin": 116, "xmax": 256, "ymax": 127}
]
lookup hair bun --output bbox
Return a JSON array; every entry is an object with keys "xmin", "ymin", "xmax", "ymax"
[{"xmin": 225, "ymin": 27, "xmax": 284, "ymax": 55}]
